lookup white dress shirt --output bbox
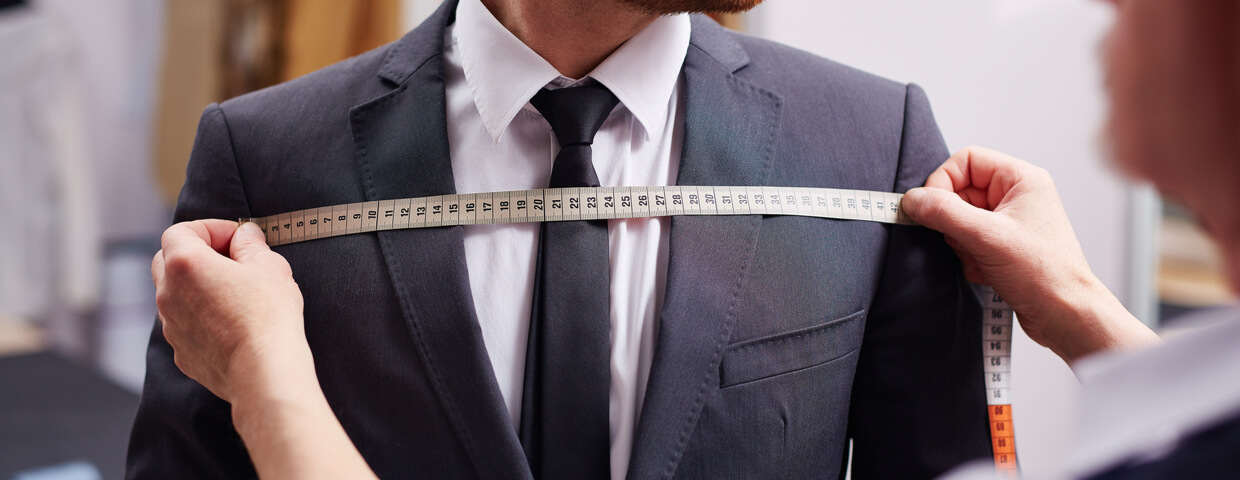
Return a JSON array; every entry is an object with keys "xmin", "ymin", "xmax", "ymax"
[{"xmin": 443, "ymin": 0, "xmax": 690, "ymax": 477}]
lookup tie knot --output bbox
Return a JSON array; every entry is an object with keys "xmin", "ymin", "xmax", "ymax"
[{"xmin": 530, "ymin": 83, "xmax": 620, "ymax": 147}]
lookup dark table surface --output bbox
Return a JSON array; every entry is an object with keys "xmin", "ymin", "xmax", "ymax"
[{"xmin": 0, "ymin": 352, "xmax": 139, "ymax": 480}]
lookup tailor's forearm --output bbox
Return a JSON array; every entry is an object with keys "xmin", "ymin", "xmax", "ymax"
[
  {"xmin": 229, "ymin": 343, "xmax": 378, "ymax": 480},
  {"xmin": 1035, "ymin": 274, "xmax": 1163, "ymax": 366}
]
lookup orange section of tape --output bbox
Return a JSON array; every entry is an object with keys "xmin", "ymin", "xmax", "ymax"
[{"xmin": 989, "ymin": 404, "xmax": 1018, "ymax": 475}]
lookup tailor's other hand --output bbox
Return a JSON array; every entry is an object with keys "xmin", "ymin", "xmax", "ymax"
[{"xmin": 902, "ymin": 146, "xmax": 1159, "ymax": 364}]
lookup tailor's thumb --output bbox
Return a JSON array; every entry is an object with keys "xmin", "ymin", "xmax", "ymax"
[
  {"xmin": 902, "ymin": 187, "xmax": 995, "ymax": 245},
  {"xmin": 229, "ymin": 222, "xmax": 273, "ymax": 264}
]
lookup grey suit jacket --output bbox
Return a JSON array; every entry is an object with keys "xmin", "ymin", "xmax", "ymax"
[{"xmin": 127, "ymin": 2, "xmax": 991, "ymax": 478}]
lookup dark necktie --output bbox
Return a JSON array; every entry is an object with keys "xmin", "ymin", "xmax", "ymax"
[{"xmin": 519, "ymin": 83, "xmax": 618, "ymax": 480}]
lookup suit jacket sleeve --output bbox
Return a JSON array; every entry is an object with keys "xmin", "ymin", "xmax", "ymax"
[
  {"xmin": 126, "ymin": 104, "xmax": 258, "ymax": 479},
  {"xmin": 846, "ymin": 84, "xmax": 993, "ymax": 479}
]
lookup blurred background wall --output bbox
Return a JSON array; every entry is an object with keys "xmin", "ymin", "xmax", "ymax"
[{"xmin": 0, "ymin": 0, "xmax": 1232, "ymax": 478}]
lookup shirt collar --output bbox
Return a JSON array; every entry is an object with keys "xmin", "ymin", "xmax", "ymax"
[{"xmin": 453, "ymin": 0, "xmax": 690, "ymax": 142}]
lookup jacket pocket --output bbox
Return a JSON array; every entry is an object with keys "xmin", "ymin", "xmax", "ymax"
[{"xmin": 719, "ymin": 309, "xmax": 866, "ymax": 388}]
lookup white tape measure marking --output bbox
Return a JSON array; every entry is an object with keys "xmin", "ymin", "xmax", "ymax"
[{"xmin": 243, "ymin": 185, "xmax": 1016, "ymax": 474}]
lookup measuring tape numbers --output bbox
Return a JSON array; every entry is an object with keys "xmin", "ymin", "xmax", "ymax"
[
  {"xmin": 244, "ymin": 185, "xmax": 909, "ymax": 246},
  {"xmin": 980, "ymin": 285, "xmax": 1019, "ymax": 477},
  {"xmin": 242, "ymin": 185, "xmax": 1017, "ymax": 474}
]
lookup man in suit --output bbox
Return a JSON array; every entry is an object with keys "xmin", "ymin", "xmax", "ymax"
[{"xmin": 128, "ymin": 0, "xmax": 993, "ymax": 477}]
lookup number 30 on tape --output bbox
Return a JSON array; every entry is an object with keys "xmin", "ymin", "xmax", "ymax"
[{"xmin": 242, "ymin": 185, "xmax": 1017, "ymax": 475}]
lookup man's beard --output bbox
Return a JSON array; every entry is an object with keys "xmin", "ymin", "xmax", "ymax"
[{"xmin": 618, "ymin": 0, "xmax": 765, "ymax": 15}]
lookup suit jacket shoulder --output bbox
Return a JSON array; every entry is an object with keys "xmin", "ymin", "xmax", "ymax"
[
  {"xmin": 219, "ymin": 32, "xmax": 411, "ymax": 131},
  {"xmin": 729, "ymin": 30, "xmax": 906, "ymax": 100}
]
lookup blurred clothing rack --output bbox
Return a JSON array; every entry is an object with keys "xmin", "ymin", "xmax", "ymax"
[
  {"xmin": 0, "ymin": 3, "xmax": 101, "ymax": 327},
  {"xmin": 153, "ymin": 0, "xmax": 401, "ymax": 204}
]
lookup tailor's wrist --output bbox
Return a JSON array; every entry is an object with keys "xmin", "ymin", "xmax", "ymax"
[
  {"xmin": 1026, "ymin": 271, "xmax": 1110, "ymax": 361},
  {"xmin": 228, "ymin": 334, "xmax": 322, "ymax": 422},
  {"xmin": 228, "ymin": 342, "xmax": 324, "ymax": 431},
  {"xmin": 1038, "ymin": 272, "xmax": 1155, "ymax": 364}
]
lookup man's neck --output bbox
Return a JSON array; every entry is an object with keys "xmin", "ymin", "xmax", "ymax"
[{"xmin": 480, "ymin": 0, "xmax": 658, "ymax": 79}]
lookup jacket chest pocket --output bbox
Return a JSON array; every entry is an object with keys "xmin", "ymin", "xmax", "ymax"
[{"xmin": 719, "ymin": 309, "xmax": 866, "ymax": 388}]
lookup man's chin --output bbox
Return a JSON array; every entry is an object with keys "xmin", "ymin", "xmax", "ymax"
[{"xmin": 619, "ymin": 0, "xmax": 765, "ymax": 15}]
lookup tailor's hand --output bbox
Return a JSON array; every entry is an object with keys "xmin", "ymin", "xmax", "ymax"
[
  {"xmin": 153, "ymin": 221, "xmax": 377, "ymax": 480},
  {"xmin": 902, "ymin": 146, "xmax": 1159, "ymax": 364},
  {"xmin": 152, "ymin": 220, "xmax": 311, "ymax": 404}
]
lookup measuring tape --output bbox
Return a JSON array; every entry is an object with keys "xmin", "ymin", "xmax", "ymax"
[
  {"xmin": 243, "ymin": 185, "xmax": 1017, "ymax": 474},
  {"xmin": 244, "ymin": 185, "xmax": 909, "ymax": 246},
  {"xmin": 980, "ymin": 284, "xmax": 1019, "ymax": 477}
]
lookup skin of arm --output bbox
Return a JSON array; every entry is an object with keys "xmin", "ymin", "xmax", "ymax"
[
  {"xmin": 901, "ymin": 146, "xmax": 1162, "ymax": 366},
  {"xmin": 152, "ymin": 220, "xmax": 377, "ymax": 480}
]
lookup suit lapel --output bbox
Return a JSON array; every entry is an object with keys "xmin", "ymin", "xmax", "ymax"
[
  {"xmin": 627, "ymin": 16, "xmax": 784, "ymax": 480},
  {"xmin": 350, "ymin": 2, "xmax": 531, "ymax": 478}
]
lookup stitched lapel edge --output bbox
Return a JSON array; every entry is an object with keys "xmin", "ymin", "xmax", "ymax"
[{"xmin": 349, "ymin": 1, "xmax": 532, "ymax": 478}]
